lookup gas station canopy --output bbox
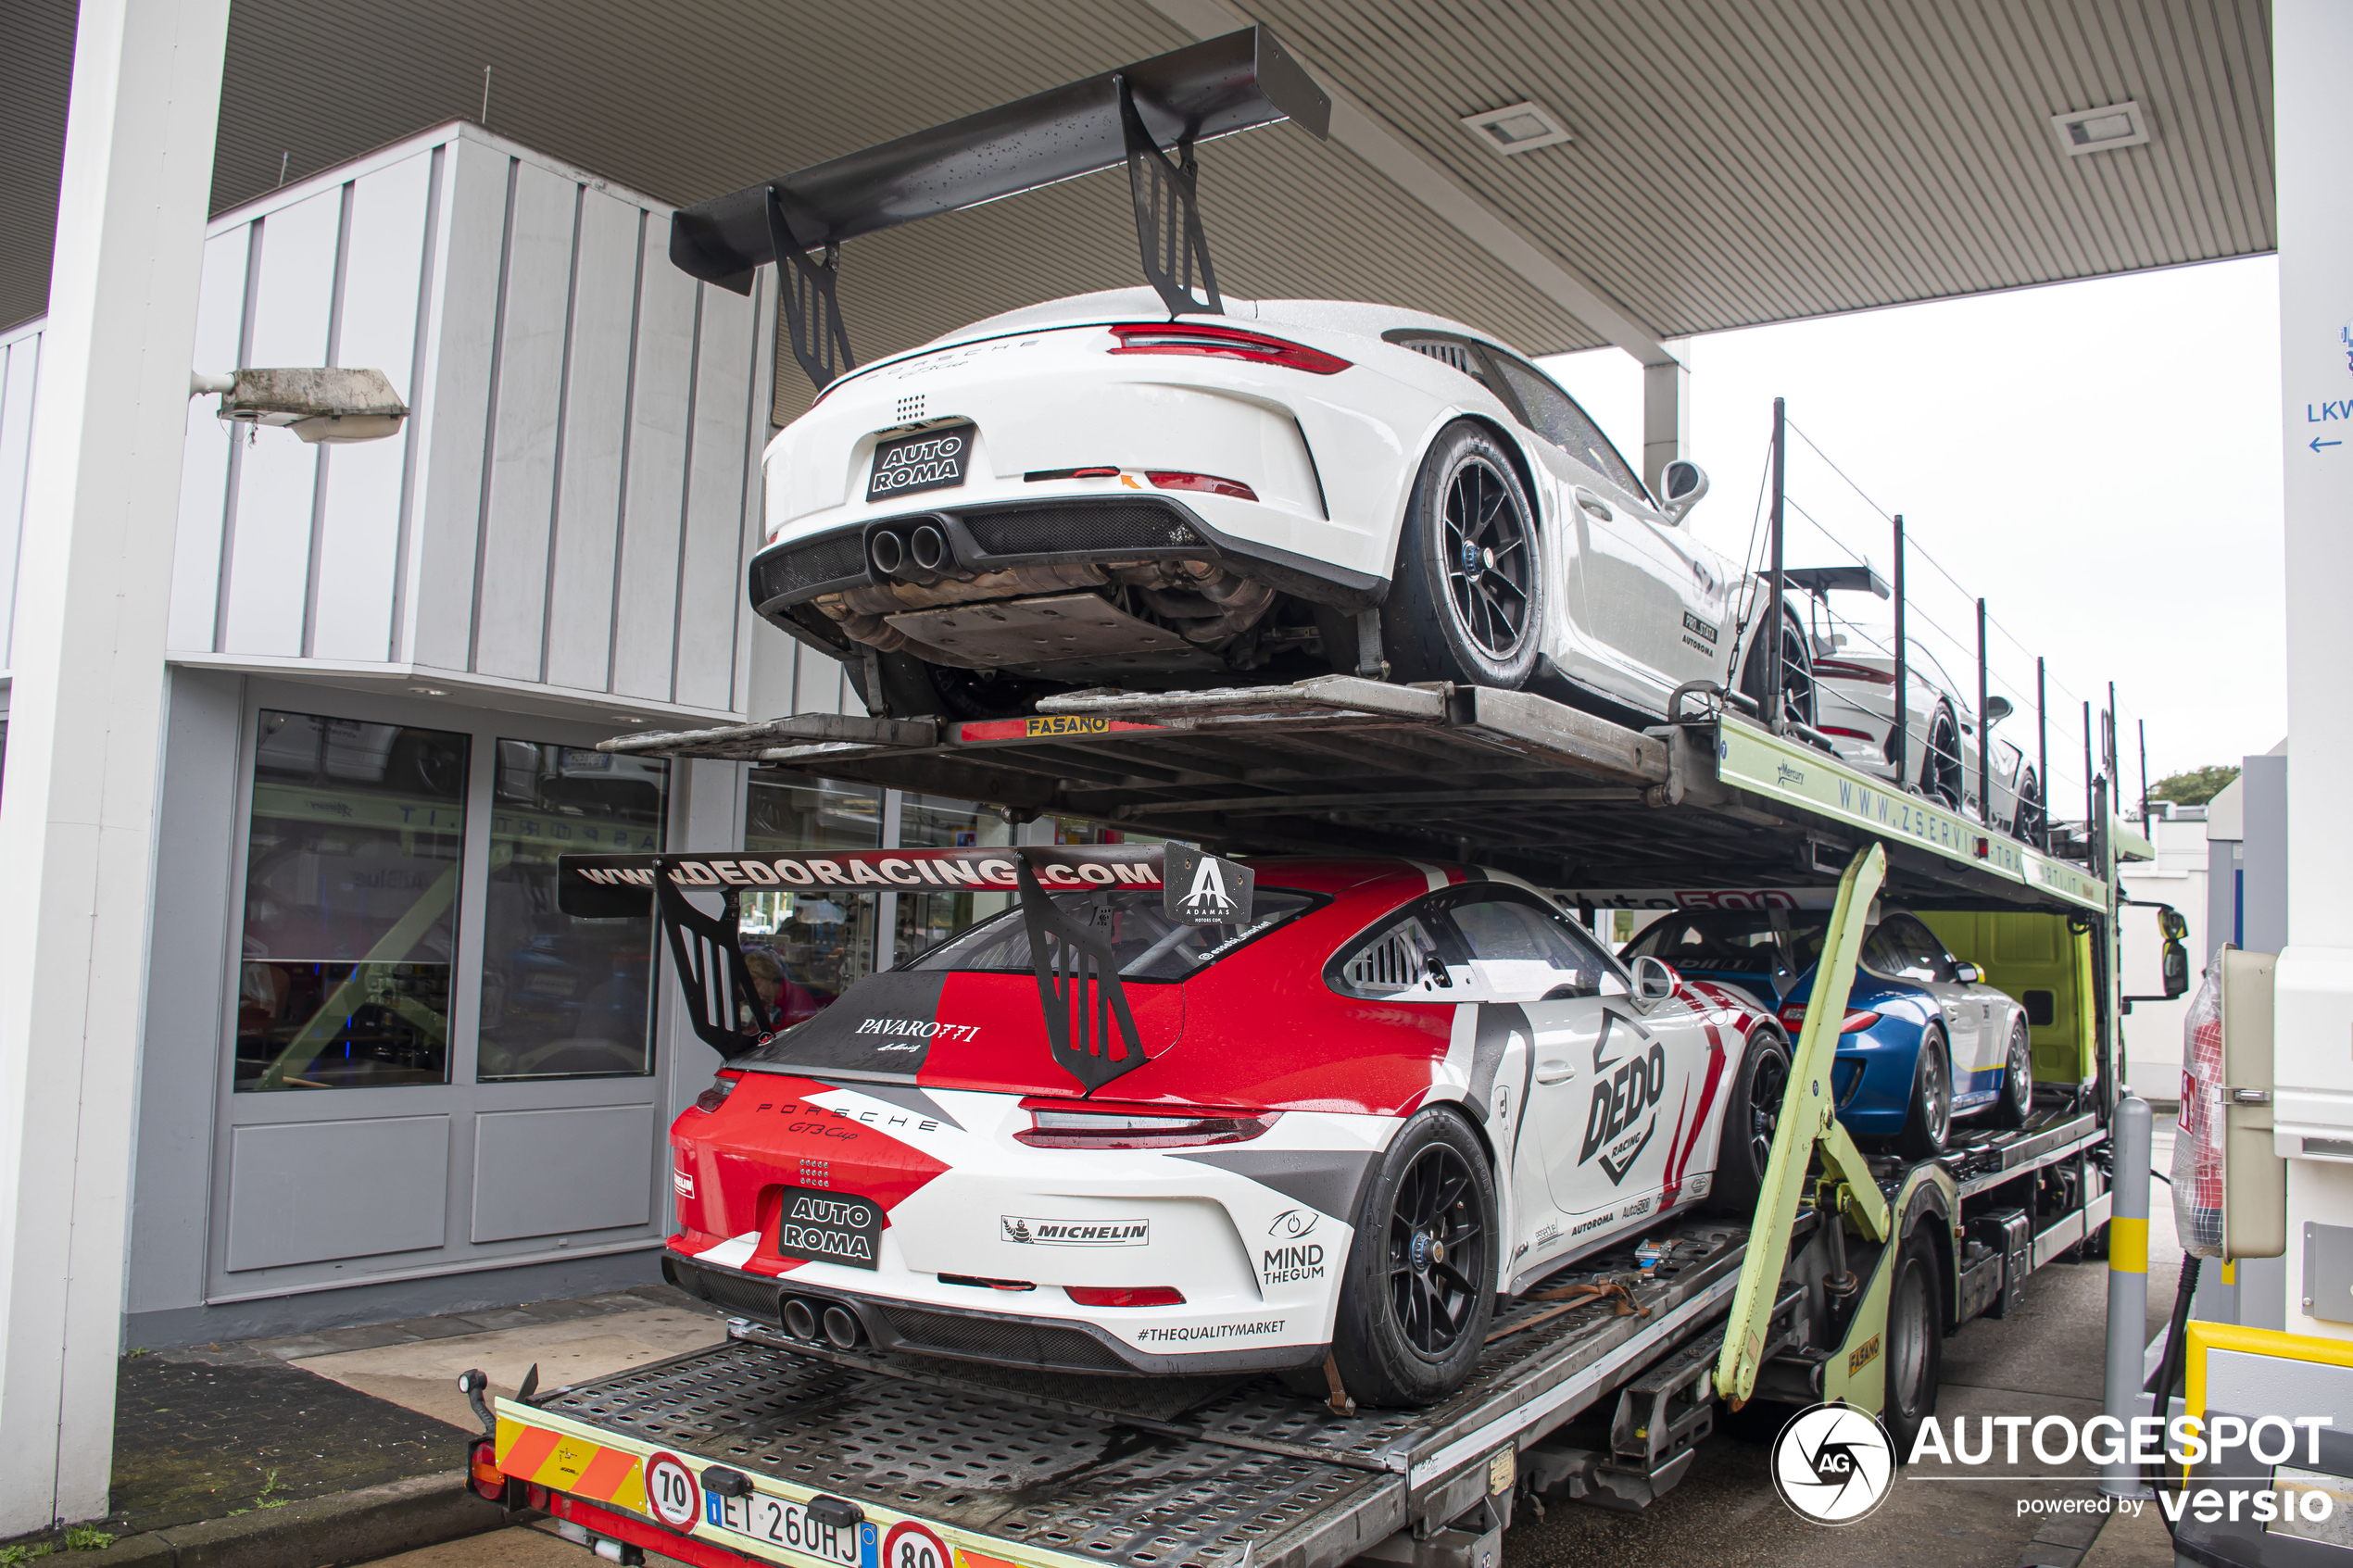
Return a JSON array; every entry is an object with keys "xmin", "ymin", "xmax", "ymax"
[{"xmin": 3, "ymin": 0, "xmax": 2273, "ymax": 419}]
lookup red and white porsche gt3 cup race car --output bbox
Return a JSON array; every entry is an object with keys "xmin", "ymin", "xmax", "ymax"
[{"xmin": 567, "ymin": 846, "xmax": 1788, "ymax": 1407}]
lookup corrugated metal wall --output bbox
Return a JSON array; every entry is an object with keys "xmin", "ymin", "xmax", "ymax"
[{"xmin": 165, "ymin": 123, "xmax": 779, "ymax": 721}]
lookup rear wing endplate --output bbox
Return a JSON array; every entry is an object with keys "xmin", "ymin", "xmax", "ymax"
[{"xmin": 558, "ymin": 846, "xmax": 1252, "ymax": 1095}]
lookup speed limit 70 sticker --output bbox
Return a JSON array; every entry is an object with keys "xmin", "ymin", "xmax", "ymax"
[
  {"xmin": 644, "ymin": 1451, "xmax": 699, "ymax": 1531},
  {"xmin": 883, "ymin": 1521, "xmax": 951, "ymax": 1568}
]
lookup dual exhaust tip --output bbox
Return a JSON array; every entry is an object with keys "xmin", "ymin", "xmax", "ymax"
[
  {"xmin": 869, "ymin": 521, "xmax": 952, "ymax": 580},
  {"xmin": 782, "ymin": 1296, "xmax": 863, "ymax": 1349}
]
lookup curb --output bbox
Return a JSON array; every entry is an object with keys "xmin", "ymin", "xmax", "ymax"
[{"xmin": 72, "ymin": 1471, "xmax": 498, "ymax": 1568}]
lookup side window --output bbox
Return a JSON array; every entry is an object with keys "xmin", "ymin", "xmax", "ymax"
[
  {"xmin": 1332, "ymin": 912, "xmax": 1454, "ymax": 999},
  {"xmin": 1445, "ymin": 895, "xmax": 1618, "ymax": 1001},
  {"xmin": 1878, "ymin": 917, "xmax": 1957, "ymax": 985},
  {"xmin": 1489, "ymin": 353, "xmax": 1648, "ymax": 500}
]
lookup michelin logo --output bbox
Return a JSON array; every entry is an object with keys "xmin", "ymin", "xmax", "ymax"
[{"xmin": 1001, "ymin": 1216, "xmax": 1149, "ymax": 1246}]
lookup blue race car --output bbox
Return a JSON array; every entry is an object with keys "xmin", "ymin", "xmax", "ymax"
[{"xmin": 1620, "ymin": 907, "xmax": 2032, "ymax": 1156}]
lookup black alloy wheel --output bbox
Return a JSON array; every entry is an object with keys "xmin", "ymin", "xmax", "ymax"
[
  {"xmin": 1387, "ymin": 1141, "xmax": 1487, "ymax": 1356},
  {"xmin": 1440, "ymin": 460, "xmax": 1536, "ymax": 665},
  {"xmin": 1992, "ymin": 1017, "xmax": 2033, "ymax": 1129},
  {"xmin": 1896, "ymin": 1026, "xmax": 1952, "ymax": 1159},
  {"xmin": 2012, "ymin": 767, "xmax": 2046, "ymax": 846},
  {"xmin": 1738, "ymin": 608, "xmax": 1817, "ymax": 729},
  {"xmin": 1708, "ymin": 1025, "xmax": 1792, "ymax": 1215},
  {"xmin": 1386, "ymin": 421, "xmax": 1544, "ymax": 689},
  {"xmin": 1327, "ymin": 1107, "xmax": 1498, "ymax": 1407},
  {"xmin": 1922, "ymin": 704, "xmax": 1964, "ymax": 809}
]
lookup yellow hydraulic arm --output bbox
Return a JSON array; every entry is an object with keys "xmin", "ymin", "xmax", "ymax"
[{"xmin": 1714, "ymin": 843, "xmax": 1893, "ymax": 1406}]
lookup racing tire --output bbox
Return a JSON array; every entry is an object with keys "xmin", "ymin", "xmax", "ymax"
[
  {"xmin": 2011, "ymin": 766, "xmax": 2046, "ymax": 847},
  {"xmin": 1329, "ymin": 1106, "xmax": 1498, "ymax": 1408},
  {"xmin": 1991, "ymin": 1017, "xmax": 2033, "ymax": 1129},
  {"xmin": 1894, "ymin": 1026, "xmax": 1953, "ymax": 1160},
  {"xmin": 1737, "ymin": 606, "xmax": 1817, "ymax": 729},
  {"xmin": 1921, "ymin": 703, "xmax": 1964, "ymax": 809},
  {"xmin": 1706, "ymin": 1025, "xmax": 1792, "ymax": 1217},
  {"xmin": 1882, "ymin": 1226, "xmax": 1944, "ymax": 1462},
  {"xmin": 1385, "ymin": 421, "xmax": 1544, "ymax": 690}
]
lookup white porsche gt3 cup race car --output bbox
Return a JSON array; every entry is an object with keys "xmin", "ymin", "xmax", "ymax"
[{"xmin": 749, "ymin": 289, "xmax": 1813, "ymax": 726}]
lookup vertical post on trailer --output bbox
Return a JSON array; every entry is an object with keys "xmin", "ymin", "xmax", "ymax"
[
  {"xmin": 2139, "ymin": 721, "xmax": 2150, "ymax": 835},
  {"xmin": 1892, "ymin": 515, "xmax": 1907, "ymax": 789},
  {"xmin": 1976, "ymin": 598, "xmax": 1991, "ymax": 822},
  {"xmin": 2037, "ymin": 657, "xmax": 2049, "ymax": 851},
  {"xmin": 1767, "ymin": 397, "xmax": 1787, "ymax": 732},
  {"xmin": 2082, "ymin": 701, "xmax": 2095, "ymax": 847},
  {"xmin": 2100, "ymin": 1096, "xmax": 2154, "ymax": 1499}
]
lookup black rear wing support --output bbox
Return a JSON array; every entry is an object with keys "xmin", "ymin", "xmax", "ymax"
[{"xmin": 668, "ymin": 27, "xmax": 1327, "ymax": 390}]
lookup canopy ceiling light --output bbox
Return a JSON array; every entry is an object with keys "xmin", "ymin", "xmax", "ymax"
[
  {"xmin": 1460, "ymin": 102, "xmax": 1573, "ymax": 156},
  {"xmin": 2051, "ymin": 101, "xmax": 2151, "ymax": 156}
]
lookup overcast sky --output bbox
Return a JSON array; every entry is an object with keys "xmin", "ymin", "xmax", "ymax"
[{"xmin": 1541, "ymin": 255, "xmax": 2282, "ymax": 808}]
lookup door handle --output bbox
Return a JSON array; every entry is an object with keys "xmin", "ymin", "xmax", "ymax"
[
  {"xmin": 1535, "ymin": 1060, "xmax": 1577, "ymax": 1085},
  {"xmin": 1573, "ymin": 486, "xmax": 1614, "ymax": 521}
]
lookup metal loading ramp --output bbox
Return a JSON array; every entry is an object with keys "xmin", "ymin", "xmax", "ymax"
[{"xmin": 601, "ymin": 675, "xmax": 2110, "ymax": 914}]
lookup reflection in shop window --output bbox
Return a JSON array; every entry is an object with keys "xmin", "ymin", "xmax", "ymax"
[
  {"xmin": 893, "ymin": 794, "xmax": 1014, "ymax": 963},
  {"xmin": 477, "ymin": 742, "xmax": 669, "ymax": 1080},
  {"xmin": 740, "ymin": 779, "xmax": 881, "ymax": 1029},
  {"xmin": 237, "ymin": 711, "xmax": 467, "ymax": 1091}
]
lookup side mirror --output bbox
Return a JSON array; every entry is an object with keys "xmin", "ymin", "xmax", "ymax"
[
  {"xmin": 1984, "ymin": 696, "xmax": 2014, "ymax": 726},
  {"xmin": 1632, "ymin": 955, "xmax": 1678, "ymax": 1006},
  {"xmin": 2158, "ymin": 908, "xmax": 2190, "ymax": 998},
  {"xmin": 1659, "ymin": 459, "xmax": 1709, "ymax": 524},
  {"xmin": 1956, "ymin": 962, "xmax": 1983, "ymax": 985}
]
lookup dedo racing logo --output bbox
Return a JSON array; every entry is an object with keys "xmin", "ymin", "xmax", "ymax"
[
  {"xmin": 1771, "ymin": 1403, "xmax": 1894, "ymax": 1524},
  {"xmin": 1579, "ymin": 1011, "xmax": 1667, "ymax": 1185}
]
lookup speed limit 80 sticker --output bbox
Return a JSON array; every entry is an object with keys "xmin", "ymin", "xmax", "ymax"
[{"xmin": 882, "ymin": 1521, "xmax": 951, "ymax": 1568}]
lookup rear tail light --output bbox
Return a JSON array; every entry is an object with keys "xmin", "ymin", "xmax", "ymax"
[
  {"xmin": 940, "ymin": 1273, "xmax": 1038, "ymax": 1291},
  {"xmin": 692, "ymin": 1074, "xmax": 737, "ymax": 1114},
  {"xmin": 1779, "ymin": 1005, "xmax": 1882, "ymax": 1035},
  {"xmin": 1147, "ymin": 471, "xmax": 1257, "ymax": 501},
  {"xmin": 1813, "ymin": 659, "xmax": 1894, "ymax": 684},
  {"xmin": 1108, "ymin": 322, "xmax": 1350, "ymax": 375},
  {"xmin": 1015, "ymin": 1104, "xmax": 1278, "ymax": 1148},
  {"xmin": 1817, "ymin": 724, "xmax": 1875, "ymax": 742},
  {"xmin": 1065, "ymin": 1286, "xmax": 1186, "ymax": 1307},
  {"xmin": 469, "ymin": 1439, "xmax": 507, "ymax": 1502}
]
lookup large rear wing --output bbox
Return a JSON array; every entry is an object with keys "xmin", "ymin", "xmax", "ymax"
[
  {"xmin": 666, "ymin": 27, "xmax": 1329, "ymax": 389},
  {"xmin": 557, "ymin": 846, "xmax": 1253, "ymax": 1094}
]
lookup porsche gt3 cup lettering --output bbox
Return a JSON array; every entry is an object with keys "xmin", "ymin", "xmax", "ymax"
[
  {"xmin": 1136, "ymin": 1320, "xmax": 1287, "ymax": 1342},
  {"xmin": 774, "ymin": 1185, "xmax": 883, "ymax": 1269},
  {"xmin": 1263, "ymin": 1244, "xmax": 1326, "ymax": 1284},
  {"xmin": 867, "ymin": 426, "xmax": 969, "ymax": 500},
  {"xmin": 1000, "ymin": 1216, "xmax": 1150, "ymax": 1246}
]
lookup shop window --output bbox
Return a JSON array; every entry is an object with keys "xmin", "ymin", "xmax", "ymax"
[
  {"xmin": 893, "ymin": 794, "xmax": 1016, "ymax": 963},
  {"xmin": 236, "ymin": 710, "xmax": 468, "ymax": 1091},
  {"xmin": 740, "ymin": 779, "xmax": 883, "ymax": 1027},
  {"xmin": 476, "ymin": 741, "xmax": 670, "ymax": 1081}
]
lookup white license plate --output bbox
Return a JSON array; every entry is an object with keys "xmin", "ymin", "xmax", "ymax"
[{"xmin": 711, "ymin": 1492, "xmax": 865, "ymax": 1566}]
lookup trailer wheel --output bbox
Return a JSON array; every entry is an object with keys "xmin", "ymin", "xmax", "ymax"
[
  {"xmin": 1706, "ymin": 1025, "xmax": 1791, "ymax": 1215},
  {"xmin": 1991, "ymin": 1017, "xmax": 2032, "ymax": 1129},
  {"xmin": 1329, "ymin": 1106, "xmax": 1497, "ymax": 1407},
  {"xmin": 1882, "ymin": 1227, "xmax": 1943, "ymax": 1461},
  {"xmin": 1385, "ymin": 421, "xmax": 1543, "ymax": 690},
  {"xmin": 1894, "ymin": 1027, "xmax": 1952, "ymax": 1159}
]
